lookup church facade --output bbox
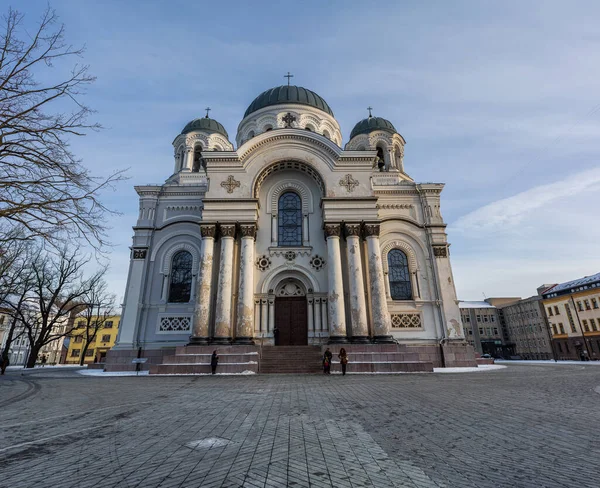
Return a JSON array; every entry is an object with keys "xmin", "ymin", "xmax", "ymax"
[{"xmin": 111, "ymin": 84, "xmax": 474, "ymax": 369}]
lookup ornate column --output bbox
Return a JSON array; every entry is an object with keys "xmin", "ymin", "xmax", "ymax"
[
  {"xmin": 254, "ymin": 299, "xmax": 261, "ymax": 335},
  {"xmin": 302, "ymin": 214, "xmax": 309, "ymax": 245},
  {"xmin": 307, "ymin": 295, "xmax": 314, "ymax": 333},
  {"xmin": 324, "ymin": 224, "xmax": 348, "ymax": 343},
  {"xmin": 345, "ymin": 223, "xmax": 370, "ymax": 343},
  {"xmin": 321, "ymin": 298, "xmax": 328, "ymax": 331},
  {"xmin": 213, "ymin": 224, "xmax": 235, "ymax": 344},
  {"xmin": 260, "ymin": 299, "xmax": 268, "ymax": 333},
  {"xmin": 314, "ymin": 298, "xmax": 322, "ymax": 332},
  {"xmin": 271, "ymin": 214, "xmax": 277, "ymax": 245},
  {"xmin": 365, "ymin": 224, "xmax": 395, "ymax": 343},
  {"xmin": 268, "ymin": 297, "xmax": 275, "ymax": 332},
  {"xmin": 190, "ymin": 224, "xmax": 216, "ymax": 344},
  {"xmin": 235, "ymin": 224, "xmax": 256, "ymax": 344}
]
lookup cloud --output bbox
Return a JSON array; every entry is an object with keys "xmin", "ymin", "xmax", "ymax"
[{"xmin": 450, "ymin": 167, "xmax": 600, "ymax": 233}]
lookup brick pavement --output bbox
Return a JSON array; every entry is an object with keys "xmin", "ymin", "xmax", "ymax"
[{"xmin": 1, "ymin": 364, "xmax": 599, "ymax": 487}]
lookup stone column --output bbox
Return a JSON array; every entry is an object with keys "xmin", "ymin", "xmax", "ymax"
[
  {"xmin": 321, "ymin": 298, "xmax": 328, "ymax": 331},
  {"xmin": 254, "ymin": 299, "xmax": 261, "ymax": 335},
  {"xmin": 307, "ymin": 296, "xmax": 314, "ymax": 332},
  {"xmin": 235, "ymin": 224, "xmax": 256, "ymax": 344},
  {"xmin": 184, "ymin": 145, "xmax": 194, "ymax": 171},
  {"xmin": 324, "ymin": 224, "xmax": 348, "ymax": 343},
  {"xmin": 268, "ymin": 297, "xmax": 275, "ymax": 332},
  {"xmin": 314, "ymin": 298, "xmax": 322, "ymax": 332},
  {"xmin": 213, "ymin": 224, "xmax": 235, "ymax": 344},
  {"xmin": 190, "ymin": 224, "xmax": 216, "ymax": 344},
  {"xmin": 260, "ymin": 299, "xmax": 268, "ymax": 333},
  {"xmin": 271, "ymin": 214, "xmax": 277, "ymax": 245},
  {"xmin": 365, "ymin": 224, "xmax": 395, "ymax": 343},
  {"xmin": 345, "ymin": 223, "xmax": 369, "ymax": 343},
  {"xmin": 302, "ymin": 214, "xmax": 309, "ymax": 245}
]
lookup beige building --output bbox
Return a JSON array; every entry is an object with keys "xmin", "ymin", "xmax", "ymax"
[
  {"xmin": 459, "ymin": 301, "xmax": 507, "ymax": 357},
  {"xmin": 542, "ymin": 272, "xmax": 600, "ymax": 360}
]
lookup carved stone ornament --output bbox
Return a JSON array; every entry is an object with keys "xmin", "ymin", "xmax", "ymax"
[
  {"xmin": 344, "ymin": 223, "xmax": 361, "ymax": 237},
  {"xmin": 284, "ymin": 250, "xmax": 296, "ymax": 262},
  {"xmin": 220, "ymin": 175, "xmax": 241, "ymax": 193},
  {"xmin": 324, "ymin": 223, "xmax": 341, "ymax": 238},
  {"xmin": 256, "ymin": 255, "xmax": 271, "ymax": 271},
  {"xmin": 310, "ymin": 255, "xmax": 326, "ymax": 271},
  {"xmin": 282, "ymin": 112, "xmax": 297, "ymax": 128},
  {"xmin": 132, "ymin": 248, "xmax": 148, "ymax": 260},
  {"xmin": 363, "ymin": 224, "xmax": 380, "ymax": 237},
  {"xmin": 219, "ymin": 224, "xmax": 236, "ymax": 238},
  {"xmin": 391, "ymin": 313, "xmax": 422, "ymax": 329},
  {"xmin": 239, "ymin": 224, "xmax": 257, "ymax": 239},
  {"xmin": 433, "ymin": 245, "xmax": 448, "ymax": 258},
  {"xmin": 339, "ymin": 174, "xmax": 359, "ymax": 193},
  {"xmin": 200, "ymin": 224, "xmax": 217, "ymax": 238}
]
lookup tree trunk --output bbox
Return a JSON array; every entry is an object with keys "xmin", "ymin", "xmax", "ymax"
[
  {"xmin": 79, "ymin": 342, "xmax": 89, "ymax": 366},
  {"xmin": 26, "ymin": 347, "xmax": 40, "ymax": 368}
]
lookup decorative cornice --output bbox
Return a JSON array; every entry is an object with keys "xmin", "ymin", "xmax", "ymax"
[
  {"xmin": 219, "ymin": 224, "xmax": 236, "ymax": 238},
  {"xmin": 239, "ymin": 223, "xmax": 257, "ymax": 239},
  {"xmin": 376, "ymin": 204, "xmax": 414, "ymax": 209},
  {"xmin": 344, "ymin": 223, "xmax": 361, "ymax": 237},
  {"xmin": 363, "ymin": 223, "xmax": 380, "ymax": 237},
  {"xmin": 324, "ymin": 223, "xmax": 341, "ymax": 238},
  {"xmin": 200, "ymin": 224, "xmax": 217, "ymax": 238},
  {"xmin": 239, "ymin": 130, "xmax": 342, "ymax": 161}
]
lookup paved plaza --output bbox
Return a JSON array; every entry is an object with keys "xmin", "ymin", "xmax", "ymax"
[{"xmin": 1, "ymin": 364, "xmax": 599, "ymax": 488}]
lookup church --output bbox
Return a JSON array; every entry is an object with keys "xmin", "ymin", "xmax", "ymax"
[{"xmin": 107, "ymin": 82, "xmax": 476, "ymax": 373}]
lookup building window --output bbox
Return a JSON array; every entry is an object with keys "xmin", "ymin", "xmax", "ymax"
[
  {"xmin": 479, "ymin": 328, "xmax": 484, "ymax": 335},
  {"xmin": 101, "ymin": 334, "xmax": 111, "ymax": 342},
  {"xmin": 554, "ymin": 306, "xmax": 560, "ymax": 315},
  {"xmin": 565, "ymin": 342, "xmax": 570, "ymax": 353},
  {"xmin": 468, "ymin": 329, "xmax": 473, "ymax": 335},
  {"xmin": 277, "ymin": 192, "xmax": 302, "ymax": 247},
  {"xmin": 74, "ymin": 336, "xmax": 83, "ymax": 343},
  {"xmin": 584, "ymin": 300, "xmax": 591, "ymax": 310},
  {"xmin": 71, "ymin": 349, "xmax": 80, "ymax": 357},
  {"xmin": 577, "ymin": 301, "xmax": 583, "ymax": 312},
  {"xmin": 557, "ymin": 342, "xmax": 563, "ymax": 353},
  {"xmin": 476, "ymin": 315, "xmax": 481, "ymax": 322},
  {"xmin": 548, "ymin": 307, "xmax": 553, "ymax": 316},
  {"xmin": 85, "ymin": 349, "xmax": 94, "ymax": 357},
  {"xmin": 583, "ymin": 320, "xmax": 589, "ymax": 332},
  {"xmin": 591, "ymin": 318, "xmax": 598, "ymax": 331},
  {"xmin": 491, "ymin": 316, "xmax": 496, "ymax": 322},
  {"xmin": 559, "ymin": 323, "xmax": 565, "ymax": 334},
  {"xmin": 493, "ymin": 328, "xmax": 499, "ymax": 335},
  {"xmin": 387, "ymin": 249, "xmax": 412, "ymax": 300},
  {"xmin": 104, "ymin": 321, "xmax": 113, "ymax": 328},
  {"xmin": 484, "ymin": 316, "xmax": 489, "ymax": 323},
  {"xmin": 168, "ymin": 250, "xmax": 193, "ymax": 303},
  {"xmin": 77, "ymin": 320, "xmax": 86, "ymax": 328}
]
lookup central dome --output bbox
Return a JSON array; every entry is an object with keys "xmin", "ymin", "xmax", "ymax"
[{"xmin": 244, "ymin": 85, "xmax": 334, "ymax": 118}]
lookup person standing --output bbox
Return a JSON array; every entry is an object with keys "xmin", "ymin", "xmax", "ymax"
[
  {"xmin": 210, "ymin": 350, "xmax": 219, "ymax": 374},
  {"xmin": 338, "ymin": 348, "xmax": 348, "ymax": 375},
  {"xmin": 323, "ymin": 348, "xmax": 332, "ymax": 374},
  {"xmin": 41, "ymin": 354, "xmax": 47, "ymax": 367}
]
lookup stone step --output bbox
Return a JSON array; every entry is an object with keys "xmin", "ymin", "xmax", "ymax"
[
  {"xmin": 176, "ymin": 345, "xmax": 258, "ymax": 355},
  {"xmin": 162, "ymin": 353, "xmax": 259, "ymax": 364},
  {"xmin": 149, "ymin": 363, "xmax": 258, "ymax": 375},
  {"xmin": 330, "ymin": 361, "xmax": 433, "ymax": 373}
]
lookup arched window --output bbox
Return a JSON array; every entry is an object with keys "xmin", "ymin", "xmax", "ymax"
[
  {"xmin": 305, "ymin": 125, "xmax": 313, "ymax": 132},
  {"xmin": 322, "ymin": 130, "xmax": 330, "ymax": 140},
  {"xmin": 388, "ymin": 249, "xmax": 412, "ymax": 300},
  {"xmin": 192, "ymin": 146, "xmax": 202, "ymax": 172},
  {"xmin": 168, "ymin": 250, "xmax": 193, "ymax": 303},
  {"xmin": 278, "ymin": 192, "xmax": 302, "ymax": 246}
]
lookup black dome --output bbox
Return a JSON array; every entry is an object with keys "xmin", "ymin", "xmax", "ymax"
[
  {"xmin": 181, "ymin": 117, "xmax": 228, "ymax": 138},
  {"xmin": 244, "ymin": 85, "xmax": 334, "ymax": 118},
  {"xmin": 350, "ymin": 116, "xmax": 397, "ymax": 140}
]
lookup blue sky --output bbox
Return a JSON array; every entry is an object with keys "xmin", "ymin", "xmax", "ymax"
[{"xmin": 22, "ymin": 0, "xmax": 600, "ymax": 302}]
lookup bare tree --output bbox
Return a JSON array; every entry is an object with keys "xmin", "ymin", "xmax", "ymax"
[
  {"xmin": 0, "ymin": 6, "xmax": 126, "ymax": 250},
  {"xmin": 74, "ymin": 276, "xmax": 115, "ymax": 366},
  {"xmin": 15, "ymin": 246, "xmax": 106, "ymax": 368}
]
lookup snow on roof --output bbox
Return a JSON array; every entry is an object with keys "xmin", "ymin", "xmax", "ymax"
[
  {"xmin": 458, "ymin": 301, "xmax": 495, "ymax": 309},
  {"xmin": 543, "ymin": 271, "xmax": 600, "ymax": 295}
]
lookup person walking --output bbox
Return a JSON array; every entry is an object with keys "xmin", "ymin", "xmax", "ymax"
[
  {"xmin": 323, "ymin": 348, "xmax": 332, "ymax": 374},
  {"xmin": 41, "ymin": 354, "xmax": 47, "ymax": 367},
  {"xmin": 338, "ymin": 348, "xmax": 348, "ymax": 375},
  {"xmin": 210, "ymin": 350, "xmax": 219, "ymax": 374}
]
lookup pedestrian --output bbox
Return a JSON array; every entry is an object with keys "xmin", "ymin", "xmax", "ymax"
[
  {"xmin": 41, "ymin": 354, "xmax": 47, "ymax": 367},
  {"xmin": 338, "ymin": 348, "xmax": 348, "ymax": 375},
  {"xmin": 323, "ymin": 348, "xmax": 332, "ymax": 374},
  {"xmin": 273, "ymin": 327, "xmax": 279, "ymax": 346},
  {"xmin": 210, "ymin": 350, "xmax": 219, "ymax": 374}
]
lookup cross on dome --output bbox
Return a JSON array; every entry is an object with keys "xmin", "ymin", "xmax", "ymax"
[
  {"xmin": 205, "ymin": 107, "xmax": 211, "ymax": 118},
  {"xmin": 284, "ymin": 72, "xmax": 294, "ymax": 86},
  {"xmin": 367, "ymin": 106, "xmax": 373, "ymax": 118}
]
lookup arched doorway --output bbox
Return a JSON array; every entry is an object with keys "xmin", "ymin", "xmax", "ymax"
[{"xmin": 274, "ymin": 279, "xmax": 308, "ymax": 345}]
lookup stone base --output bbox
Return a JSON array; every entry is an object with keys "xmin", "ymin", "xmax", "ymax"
[
  {"xmin": 328, "ymin": 336, "xmax": 349, "ymax": 344},
  {"xmin": 324, "ymin": 344, "xmax": 433, "ymax": 373},
  {"xmin": 211, "ymin": 337, "xmax": 232, "ymax": 345},
  {"xmin": 188, "ymin": 336, "xmax": 210, "ymax": 345},
  {"xmin": 104, "ymin": 348, "xmax": 175, "ymax": 372},
  {"xmin": 233, "ymin": 337, "xmax": 255, "ymax": 345},
  {"xmin": 150, "ymin": 345, "xmax": 259, "ymax": 375},
  {"xmin": 372, "ymin": 335, "xmax": 397, "ymax": 344},
  {"xmin": 350, "ymin": 336, "xmax": 371, "ymax": 344},
  {"xmin": 441, "ymin": 341, "xmax": 477, "ymax": 368}
]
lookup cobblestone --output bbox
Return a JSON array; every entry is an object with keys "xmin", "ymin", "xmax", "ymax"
[{"xmin": 1, "ymin": 364, "xmax": 599, "ymax": 487}]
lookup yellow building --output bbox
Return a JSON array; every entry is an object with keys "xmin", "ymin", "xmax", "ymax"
[
  {"xmin": 66, "ymin": 315, "xmax": 121, "ymax": 364},
  {"xmin": 542, "ymin": 273, "xmax": 600, "ymax": 361}
]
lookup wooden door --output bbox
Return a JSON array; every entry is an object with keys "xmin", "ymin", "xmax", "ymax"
[{"xmin": 275, "ymin": 297, "xmax": 308, "ymax": 345}]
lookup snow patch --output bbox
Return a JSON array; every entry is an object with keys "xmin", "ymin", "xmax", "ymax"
[{"xmin": 434, "ymin": 365, "xmax": 507, "ymax": 373}]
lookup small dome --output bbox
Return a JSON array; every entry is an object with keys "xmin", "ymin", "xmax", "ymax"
[
  {"xmin": 181, "ymin": 117, "xmax": 229, "ymax": 138},
  {"xmin": 244, "ymin": 85, "xmax": 334, "ymax": 118},
  {"xmin": 350, "ymin": 116, "xmax": 397, "ymax": 140}
]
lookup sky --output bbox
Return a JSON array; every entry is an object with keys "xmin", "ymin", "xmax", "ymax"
[{"xmin": 21, "ymin": 0, "xmax": 600, "ymax": 303}]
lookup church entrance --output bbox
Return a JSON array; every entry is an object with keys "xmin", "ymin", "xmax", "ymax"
[
  {"xmin": 273, "ymin": 279, "xmax": 308, "ymax": 346},
  {"xmin": 275, "ymin": 297, "xmax": 308, "ymax": 345}
]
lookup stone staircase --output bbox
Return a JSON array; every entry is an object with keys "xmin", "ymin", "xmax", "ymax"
[
  {"xmin": 259, "ymin": 346, "xmax": 323, "ymax": 374},
  {"xmin": 327, "ymin": 344, "xmax": 434, "ymax": 373},
  {"xmin": 149, "ymin": 345, "xmax": 259, "ymax": 375}
]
